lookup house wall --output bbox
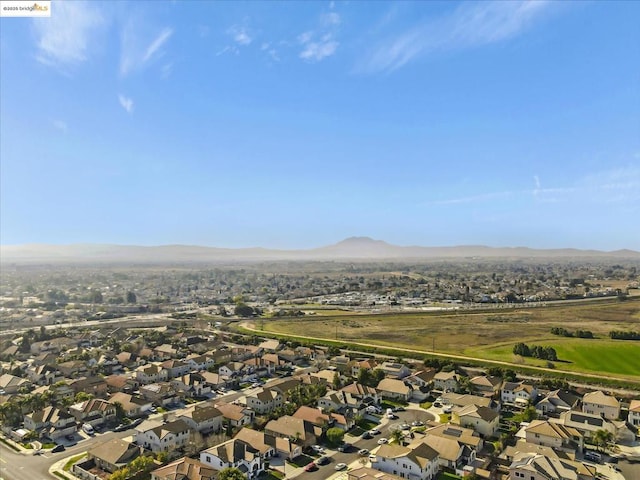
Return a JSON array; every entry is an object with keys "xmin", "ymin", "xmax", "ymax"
[
  {"xmin": 375, "ymin": 456, "xmax": 438, "ymax": 480},
  {"xmin": 582, "ymin": 402, "xmax": 619, "ymax": 420}
]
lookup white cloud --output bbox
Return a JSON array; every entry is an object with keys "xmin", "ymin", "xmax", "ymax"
[
  {"xmin": 52, "ymin": 120, "xmax": 68, "ymax": 132},
  {"xmin": 32, "ymin": 0, "xmax": 104, "ymax": 70},
  {"xmin": 118, "ymin": 94, "xmax": 134, "ymax": 114},
  {"xmin": 359, "ymin": 0, "xmax": 553, "ymax": 73},
  {"xmin": 298, "ymin": 10, "xmax": 341, "ymax": 63},
  {"xmin": 120, "ymin": 24, "xmax": 174, "ymax": 77},
  {"xmin": 300, "ymin": 39, "xmax": 339, "ymax": 62},
  {"xmin": 161, "ymin": 62, "xmax": 173, "ymax": 79},
  {"xmin": 143, "ymin": 28, "xmax": 174, "ymax": 63},
  {"xmin": 228, "ymin": 25, "xmax": 253, "ymax": 46}
]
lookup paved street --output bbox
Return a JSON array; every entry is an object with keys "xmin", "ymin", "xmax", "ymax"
[{"xmin": 0, "ymin": 429, "xmax": 135, "ymax": 480}]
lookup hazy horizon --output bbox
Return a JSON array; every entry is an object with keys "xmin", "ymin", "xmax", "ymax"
[{"xmin": 1, "ymin": 1, "xmax": 639, "ymax": 250}]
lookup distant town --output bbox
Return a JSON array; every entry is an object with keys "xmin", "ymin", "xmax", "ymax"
[{"xmin": 0, "ymin": 254, "xmax": 639, "ymax": 480}]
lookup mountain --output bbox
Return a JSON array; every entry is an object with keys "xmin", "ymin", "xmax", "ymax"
[{"xmin": 1, "ymin": 238, "xmax": 638, "ymax": 264}]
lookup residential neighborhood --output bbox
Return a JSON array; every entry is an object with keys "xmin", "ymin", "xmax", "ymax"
[{"xmin": 0, "ymin": 321, "xmax": 638, "ymax": 480}]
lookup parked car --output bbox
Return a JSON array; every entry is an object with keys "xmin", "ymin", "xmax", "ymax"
[
  {"xmin": 51, "ymin": 444, "xmax": 66, "ymax": 453},
  {"xmin": 335, "ymin": 463, "xmax": 347, "ymax": 471},
  {"xmin": 377, "ymin": 438, "xmax": 388, "ymax": 445},
  {"xmin": 411, "ymin": 420, "xmax": 424, "ymax": 427},
  {"xmin": 358, "ymin": 449, "xmax": 370, "ymax": 456},
  {"xmin": 304, "ymin": 462, "xmax": 318, "ymax": 472},
  {"xmin": 316, "ymin": 456, "xmax": 329, "ymax": 465},
  {"xmin": 370, "ymin": 428, "xmax": 381, "ymax": 435},
  {"xmin": 311, "ymin": 444, "xmax": 325, "ymax": 453},
  {"xmin": 337, "ymin": 443, "xmax": 351, "ymax": 452},
  {"xmin": 65, "ymin": 434, "xmax": 75, "ymax": 441},
  {"xmin": 82, "ymin": 423, "xmax": 95, "ymax": 435},
  {"xmin": 393, "ymin": 406, "xmax": 405, "ymax": 412},
  {"xmin": 362, "ymin": 431, "xmax": 373, "ymax": 439}
]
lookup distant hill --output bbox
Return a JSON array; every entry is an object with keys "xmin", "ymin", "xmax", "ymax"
[{"xmin": 1, "ymin": 237, "xmax": 638, "ymax": 264}]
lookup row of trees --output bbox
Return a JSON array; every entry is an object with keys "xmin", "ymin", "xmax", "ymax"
[
  {"xmin": 550, "ymin": 327, "xmax": 593, "ymax": 338},
  {"xmin": 513, "ymin": 343, "xmax": 558, "ymax": 361},
  {"xmin": 609, "ymin": 330, "xmax": 640, "ymax": 340}
]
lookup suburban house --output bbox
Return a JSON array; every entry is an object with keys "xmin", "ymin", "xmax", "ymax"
[
  {"xmin": 501, "ymin": 381, "xmax": 538, "ymax": 407},
  {"xmin": 214, "ymin": 402, "xmax": 254, "ymax": 428},
  {"xmin": 135, "ymin": 364, "xmax": 169, "ymax": 385},
  {"xmin": 534, "ymin": 390, "xmax": 580, "ymax": 416},
  {"xmin": 200, "ymin": 438, "xmax": 266, "ymax": 479},
  {"xmin": 629, "ymin": 399, "xmax": 640, "ymax": 427},
  {"xmin": 139, "ymin": 382, "xmax": 181, "ymax": 406},
  {"xmin": 69, "ymin": 398, "xmax": 116, "ymax": 427},
  {"xmin": 109, "ymin": 392, "xmax": 153, "ymax": 418},
  {"xmin": 469, "ymin": 375, "xmax": 502, "ymax": 397},
  {"xmin": 406, "ymin": 369, "xmax": 437, "ymax": 389},
  {"xmin": 350, "ymin": 358, "xmax": 378, "ymax": 377},
  {"xmin": 424, "ymin": 424, "xmax": 484, "ymax": 452},
  {"xmin": 26, "ymin": 364, "xmax": 63, "ymax": 386},
  {"xmin": 330, "ymin": 355, "xmax": 352, "ymax": 373},
  {"xmin": 558, "ymin": 410, "xmax": 635, "ymax": 444},
  {"xmin": 378, "ymin": 361, "xmax": 412, "ymax": 379},
  {"xmin": 420, "ymin": 432, "xmax": 477, "ymax": 474},
  {"xmin": 134, "ymin": 419, "xmax": 192, "ymax": 453},
  {"xmin": 178, "ymin": 404, "xmax": 223, "ymax": 434},
  {"xmin": 293, "ymin": 405, "xmax": 352, "ymax": 431},
  {"xmin": 340, "ymin": 382, "xmax": 380, "ymax": 404},
  {"xmin": 508, "ymin": 452, "xmax": 596, "ymax": 480},
  {"xmin": 581, "ymin": 390, "xmax": 620, "ymax": 420},
  {"xmin": 433, "ymin": 371, "xmax": 460, "ymax": 392},
  {"xmin": 441, "ymin": 393, "xmax": 492, "ymax": 410},
  {"xmin": 105, "ymin": 374, "xmax": 139, "ymax": 393},
  {"xmin": 151, "ymin": 456, "xmax": 218, "ymax": 480},
  {"xmin": 347, "ymin": 467, "xmax": 404, "ymax": 480},
  {"xmin": 234, "ymin": 426, "xmax": 301, "ymax": 460},
  {"xmin": 171, "ymin": 373, "xmax": 213, "ymax": 398},
  {"xmin": 186, "ymin": 354, "xmax": 216, "ymax": 371},
  {"xmin": 451, "ymin": 404, "xmax": 499, "ymax": 438},
  {"xmin": 161, "ymin": 359, "xmax": 191, "ymax": 379},
  {"xmin": 88, "ymin": 438, "xmax": 142, "ymax": 474},
  {"xmin": 69, "ymin": 376, "xmax": 109, "ymax": 397},
  {"xmin": 375, "ymin": 440, "xmax": 440, "ymax": 480},
  {"xmin": 0, "ymin": 373, "xmax": 31, "ymax": 394},
  {"xmin": 23, "ymin": 406, "xmax": 76, "ymax": 440},
  {"xmin": 376, "ymin": 378, "xmax": 413, "ymax": 402},
  {"xmin": 523, "ymin": 420, "xmax": 584, "ymax": 452},
  {"xmin": 246, "ymin": 387, "xmax": 284, "ymax": 415},
  {"xmin": 264, "ymin": 415, "xmax": 317, "ymax": 447}
]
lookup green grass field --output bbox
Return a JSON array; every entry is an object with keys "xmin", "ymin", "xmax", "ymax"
[
  {"xmin": 465, "ymin": 339, "xmax": 640, "ymax": 379},
  {"xmin": 257, "ymin": 298, "xmax": 640, "ymax": 381}
]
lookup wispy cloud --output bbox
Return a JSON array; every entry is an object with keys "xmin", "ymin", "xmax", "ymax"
[
  {"xmin": 298, "ymin": 11, "xmax": 341, "ymax": 63},
  {"xmin": 161, "ymin": 62, "xmax": 173, "ymax": 79},
  {"xmin": 118, "ymin": 94, "xmax": 134, "ymax": 114},
  {"xmin": 429, "ymin": 167, "xmax": 640, "ymax": 207},
  {"xmin": 359, "ymin": 0, "xmax": 553, "ymax": 73},
  {"xmin": 143, "ymin": 28, "xmax": 173, "ymax": 63},
  {"xmin": 32, "ymin": 1, "xmax": 104, "ymax": 71},
  {"xmin": 52, "ymin": 120, "xmax": 68, "ymax": 132},
  {"xmin": 120, "ymin": 24, "xmax": 174, "ymax": 77}
]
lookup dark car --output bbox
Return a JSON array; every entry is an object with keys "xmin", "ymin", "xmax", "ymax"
[
  {"xmin": 52, "ymin": 444, "xmax": 66, "ymax": 453},
  {"xmin": 337, "ymin": 443, "xmax": 351, "ymax": 452},
  {"xmin": 362, "ymin": 431, "xmax": 373, "ymax": 439},
  {"xmin": 393, "ymin": 406, "xmax": 405, "ymax": 412},
  {"xmin": 65, "ymin": 434, "xmax": 75, "ymax": 441},
  {"xmin": 316, "ymin": 456, "xmax": 329, "ymax": 466}
]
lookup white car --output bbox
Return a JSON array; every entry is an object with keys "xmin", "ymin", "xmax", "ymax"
[
  {"xmin": 377, "ymin": 438, "xmax": 388, "ymax": 445},
  {"xmin": 311, "ymin": 445, "xmax": 325, "ymax": 453},
  {"xmin": 335, "ymin": 463, "xmax": 347, "ymax": 471}
]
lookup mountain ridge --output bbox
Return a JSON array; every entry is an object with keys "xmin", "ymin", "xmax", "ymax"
[{"xmin": 1, "ymin": 237, "xmax": 638, "ymax": 263}]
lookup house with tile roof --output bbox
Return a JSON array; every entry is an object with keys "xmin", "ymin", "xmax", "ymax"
[
  {"xmin": 151, "ymin": 456, "xmax": 218, "ymax": 480},
  {"xmin": 375, "ymin": 440, "xmax": 440, "ymax": 480},
  {"xmin": 508, "ymin": 452, "xmax": 596, "ymax": 480},
  {"xmin": 582, "ymin": 390, "xmax": 620, "ymax": 420},
  {"xmin": 134, "ymin": 419, "xmax": 192, "ymax": 453},
  {"xmin": 200, "ymin": 438, "xmax": 266, "ymax": 479}
]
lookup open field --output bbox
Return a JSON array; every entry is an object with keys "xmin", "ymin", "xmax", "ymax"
[
  {"xmin": 466, "ymin": 339, "xmax": 640, "ymax": 378},
  {"xmin": 258, "ymin": 298, "xmax": 640, "ymax": 380}
]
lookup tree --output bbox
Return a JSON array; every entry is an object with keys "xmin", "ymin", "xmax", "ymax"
[
  {"xmin": 390, "ymin": 428, "xmax": 405, "ymax": 445},
  {"xmin": 108, "ymin": 467, "xmax": 130, "ymax": 480},
  {"xmin": 234, "ymin": 303, "xmax": 254, "ymax": 317},
  {"xmin": 332, "ymin": 372, "xmax": 342, "ymax": 390},
  {"xmin": 128, "ymin": 455, "xmax": 156, "ymax": 474},
  {"xmin": 75, "ymin": 391, "xmax": 94, "ymax": 403},
  {"xmin": 113, "ymin": 402, "xmax": 125, "ymax": 421},
  {"xmin": 218, "ymin": 467, "xmax": 246, "ymax": 480},
  {"xmin": 326, "ymin": 427, "xmax": 345, "ymax": 446},
  {"xmin": 592, "ymin": 429, "xmax": 614, "ymax": 452},
  {"xmin": 126, "ymin": 291, "xmax": 137, "ymax": 304}
]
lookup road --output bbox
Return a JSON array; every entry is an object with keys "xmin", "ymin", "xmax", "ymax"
[
  {"xmin": 0, "ymin": 429, "xmax": 135, "ymax": 480},
  {"xmin": 297, "ymin": 407, "xmax": 435, "ymax": 480}
]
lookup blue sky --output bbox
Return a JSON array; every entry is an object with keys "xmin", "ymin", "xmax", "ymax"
[{"xmin": 1, "ymin": 0, "xmax": 639, "ymax": 250}]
